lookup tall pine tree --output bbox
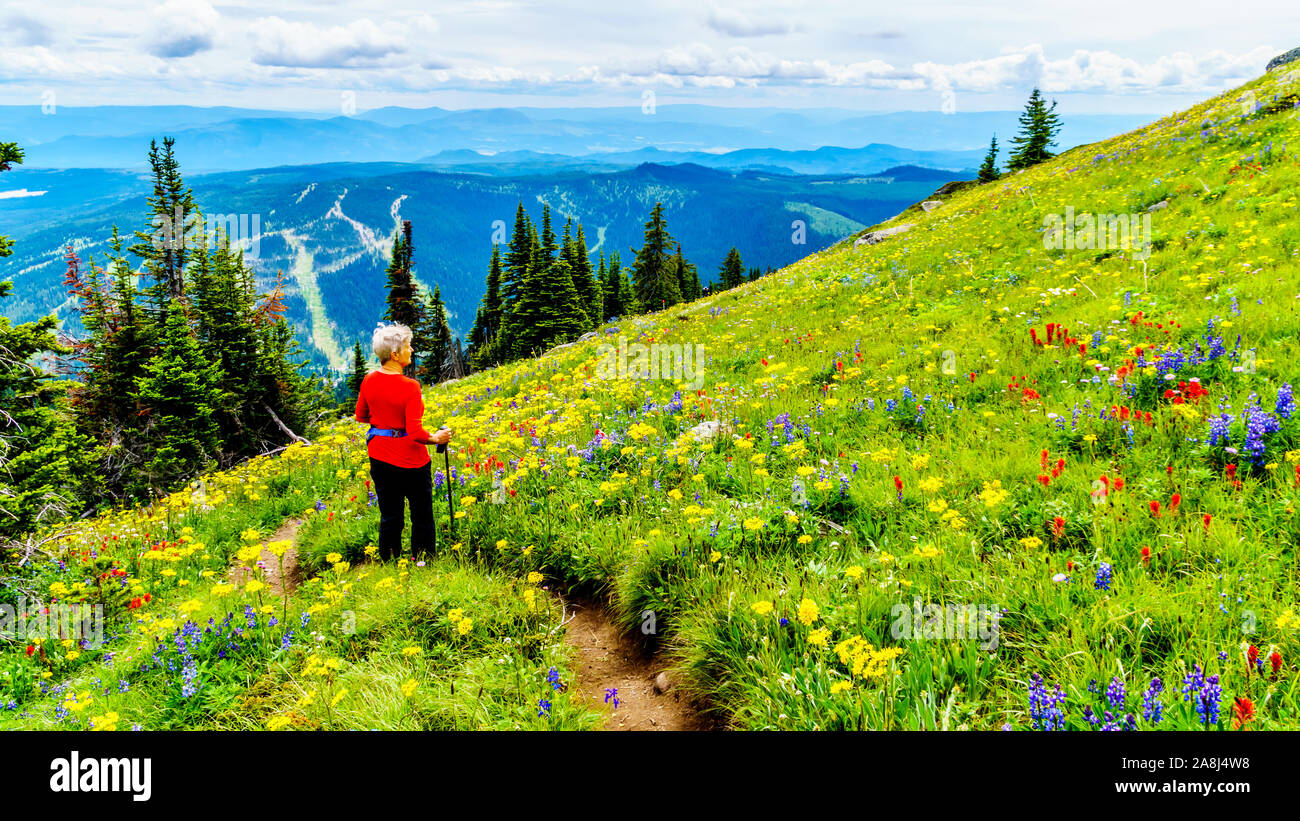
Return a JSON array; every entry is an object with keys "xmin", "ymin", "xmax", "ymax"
[
  {"xmin": 131, "ymin": 301, "xmax": 224, "ymax": 500},
  {"xmin": 1006, "ymin": 89, "xmax": 1062, "ymax": 171},
  {"xmin": 630, "ymin": 203, "xmax": 681, "ymax": 310},
  {"xmin": 978, "ymin": 134, "xmax": 1001, "ymax": 182},
  {"xmin": 1, "ymin": 143, "xmax": 99, "ymax": 539},
  {"xmin": 382, "ymin": 220, "xmax": 430, "ymax": 380},
  {"xmin": 128, "ymin": 137, "xmax": 198, "ymax": 326},
  {"xmin": 719, "ymin": 246, "xmax": 745, "ymax": 290}
]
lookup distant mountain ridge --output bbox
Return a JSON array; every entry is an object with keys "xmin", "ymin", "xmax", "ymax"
[
  {"xmin": 0, "ymin": 160, "xmax": 972, "ymax": 373},
  {"xmin": 0, "ymin": 103, "xmax": 1154, "ymax": 172}
]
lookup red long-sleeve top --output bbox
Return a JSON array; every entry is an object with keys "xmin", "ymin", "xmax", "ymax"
[{"xmin": 355, "ymin": 370, "xmax": 433, "ymax": 468}]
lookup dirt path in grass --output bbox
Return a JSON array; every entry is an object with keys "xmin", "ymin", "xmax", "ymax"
[
  {"xmin": 562, "ymin": 599, "xmax": 713, "ymax": 731},
  {"xmin": 228, "ymin": 517, "xmax": 304, "ymax": 595}
]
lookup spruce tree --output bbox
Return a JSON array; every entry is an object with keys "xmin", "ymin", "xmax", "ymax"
[
  {"xmin": 630, "ymin": 203, "xmax": 681, "ymax": 311},
  {"xmin": 131, "ymin": 301, "xmax": 224, "ymax": 501},
  {"xmin": 539, "ymin": 204, "xmax": 558, "ymax": 263},
  {"xmin": 672, "ymin": 243, "xmax": 701, "ymax": 301},
  {"xmin": 501, "ymin": 240, "xmax": 548, "ymax": 359},
  {"xmin": 128, "ymin": 137, "xmax": 198, "ymax": 324},
  {"xmin": 1007, "ymin": 89, "xmax": 1062, "ymax": 171},
  {"xmin": 537, "ymin": 257, "xmax": 587, "ymax": 349},
  {"xmin": 419, "ymin": 284, "xmax": 452, "ymax": 384},
  {"xmin": 382, "ymin": 220, "xmax": 430, "ymax": 380},
  {"xmin": 501, "ymin": 202, "xmax": 531, "ymax": 308},
  {"xmin": 978, "ymin": 134, "xmax": 1001, "ymax": 182},
  {"xmin": 719, "ymin": 246, "xmax": 745, "ymax": 290},
  {"xmin": 342, "ymin": 341, "xmax": 367, "ymax": 413},
  {"xmin": 612, "ymin": 252, "xmax": 635, "ymax": 317},
  {"xmin": 0, "ymin": 143, "xmax": 99, "ymax": 538}
]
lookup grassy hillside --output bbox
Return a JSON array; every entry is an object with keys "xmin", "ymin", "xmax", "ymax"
[{"xmin": 5, "ymin": 67, "xmax": 1300, "ymax": 731}]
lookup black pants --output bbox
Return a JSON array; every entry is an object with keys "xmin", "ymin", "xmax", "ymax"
[{"xmin": 369, "ymin": 457, "xmax": 434, "ymax": 560}]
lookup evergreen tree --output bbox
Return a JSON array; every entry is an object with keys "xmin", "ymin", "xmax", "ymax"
[
  {"xmin": 418, "ymin": 284, "xmax": 453, "ymax": 384},
  {"xmin": 63, "ymin": 141, "xmax": 327, "ymax": 503},
  {"xmin": 537, "ymin": 257, "xmax": 587, "ymax": 349},
  {"xmin": 747, "ymin": 266, "xmax": 761, "ymax": 283},
  {"xmin": 500, "ymin": 239, "xmax": 549, "ymax": 359},
  {"xmin": 131, "ymin": 302, "xmax": 224, "ymax": 500},
  {"xmin": 539, "ymin": 204, "xmax": 558, "ymax": 263},
  {"xmin": 467, "ymin": 243, "xmax": 504, "ymax": 369},
  {"xmin": 630, "ymin": 203, "xmax": 681, "ymax": 310},
  {"xmin": 596, "ymin": 252, "xmax": 611, "ymax": 322},
  {"xmin": 560, "ymin": 219, "xmax": 600, "ymax": 329},
  {"xmin": 382, "ymin": 220, "xmax": 430, "ymax": 380},
  {"xmin": 342, "ymin": 341, "xmax": 367, "ymax": 413},
  {"xmin": 719, "ymin": 246, "xmax": 746, "ymax": 290},
  {"xmin": 612, "ymin": 251, "xmax": 635, "ymax": 316},
  {"xmin": 672, "ymin": 243, "xmax": 701, "ymax": 301},
  {"xmin": 978, "ymin": 134, "xmax": 1001, "ymax": 182},
  {"xmin": 1006, "ymin": 89, "xmax": 1062, "ymax": 171},
  {"xmin": 501, "ymin": 202, "xmax": 532, "ymax": 308},
  {"xmin": 0, "ymin": 143, "xmax": 99, "ymax": 539},
  {"xmin": 127, "ymin": 137, "xmax": 198, "ymax": 325},
  {"xmin": 572, "ymin": 223, "xmax": 601, "ymax": 326}
]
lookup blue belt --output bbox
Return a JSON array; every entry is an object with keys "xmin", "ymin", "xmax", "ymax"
[{"xmin": 367, "ymin": 426, "xmax": 407, "ymax": 444}]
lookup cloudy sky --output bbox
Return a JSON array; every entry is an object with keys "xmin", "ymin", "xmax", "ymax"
[{"xmin": 0, "ymin": 0, "xmax": 1293, "ymax": 114}]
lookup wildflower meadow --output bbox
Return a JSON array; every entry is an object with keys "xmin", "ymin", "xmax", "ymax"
[{"xmin": 5, "ymin": 66, "xmax": 1300, "ymax": 734}]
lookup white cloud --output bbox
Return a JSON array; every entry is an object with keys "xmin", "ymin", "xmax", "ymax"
[
  {"xmin": 705, "ymin": 8, "xmax": 799, "ymax": 37},
  {"xmin": 249, "ymin": 17, "xmax": 415, "ymax": 68},
  {"xmin": 1, "ymin": 14, "xmax": 54, "ymax": 47},
  {"xmin": 146, "ymin": 0, "xmax": 220, "ymax": 58}
]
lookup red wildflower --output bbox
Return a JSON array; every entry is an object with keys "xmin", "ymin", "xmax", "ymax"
[
  {"xmin": 25, "ymin": 644, "xmax": 35, "ymax": 657},
  {"xmin": 143, "ymin": 593, "xmax": 151, "ymax": 603},
  {"xmin": 1149, "ymin": 500, "xmax": 1161, "ymax": 518},
  {"xmin": 1232, "ymin": 697, "xmax": 1255, "ymax": 730},
  {"xmin": 1066, "ymin": 560, "xmax": 1075, "ymax": 571},
  {"xmin": 1247, "ymin": 644, "xmax": 1260, "ymax": 667},
  {"xmin": 1037, "ymin": 474, "xmax": 1051, "ymax": 487},
  {"xmin": 1140, "ymin": 546, "xmax": 1151, "ymax": 567},
  {"xmin": 1170, "ymin": 493, "xmax": 1181, "ymax": 513},
  {"xmin": 1041, "ymin": 449, "xmax": 1050, "ymax": 470},
  {"xmin": 1052, "ymin": 516, "xmax": 1066, "ymax": 539},
  {"xmin": 1225, "ymin": 463, "xmax": 1237, "ymax": 481},
  {"xmin": 129, "ymin": 597, "xmax": 142, "ymax": 610},
  {"xmin": 1113, "ymin": 477, "xmax": 1125, "ymax": 492},
  {"xmin": 1270, "ymin": 652, "xmax": 1283, "ymax": 675},
  {"xmin": 1203, "ymin": 513, "xmax": 1213, "ymax": 530}
]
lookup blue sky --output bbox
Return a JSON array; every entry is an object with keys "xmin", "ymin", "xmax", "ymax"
[{"xmin": 0, "ymin": 0, "xmax": 1292, "ymax": 114}]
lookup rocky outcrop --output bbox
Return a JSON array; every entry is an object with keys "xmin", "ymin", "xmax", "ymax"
[
  {"xmin": 1267, "ymin": 47, "xmax": 1300, "ymax": 72},
  {"xmin": 854, "ymin": 223, "xmax": 916, "ymax": 247},
  {"xmin": 920, "ymin": 200, "xmax": 944, "ymax": 212}
]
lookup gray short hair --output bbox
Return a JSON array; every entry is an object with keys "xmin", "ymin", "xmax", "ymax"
[{"xmin": 372, "ymin": 322, "xmax": 412, "ymax": 364}]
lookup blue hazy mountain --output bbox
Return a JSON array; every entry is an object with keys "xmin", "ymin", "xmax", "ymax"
[
  {"xmin": 0, "ymin": 160, "xmax": 971, "ymax": 372},
  {"xmin": 2, "ymin": 103, "xmax": 1153, "ymax": 171}
]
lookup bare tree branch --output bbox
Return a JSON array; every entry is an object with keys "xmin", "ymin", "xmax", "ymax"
[{"xmin": 260, "ymin": 402, "xmax": 311, "ymax": 446}]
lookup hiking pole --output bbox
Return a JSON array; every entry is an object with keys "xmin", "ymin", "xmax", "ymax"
[{"xmin": 438, "ymin": 426, "xmax": 454, "ymax": 542}]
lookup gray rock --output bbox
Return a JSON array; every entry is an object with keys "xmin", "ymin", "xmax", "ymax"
[
  {"xmin": 1146, "ymin": 200, "xmax": 1169, "ymax": 212},
  {"xmin": 920, "ymin": 200, "xmax": 943, "ymax": 212},
  {"xmin": 1267, "ymin": 47, "xmax": 1300, "ymax": 72},
  {"xmin": 853, "ymin": 222, "xmax": 916, "ymax": 247},
  {"xmin": 653, "ymin": 672, "xmax": 672, "ymax": 694},
  {"xmin": 687, "ymin": 420, "xmax": 731, "ymax": 441},
  {"xmin": 577, "ymin": 331, "xmax": 599, "ymax": 342}
]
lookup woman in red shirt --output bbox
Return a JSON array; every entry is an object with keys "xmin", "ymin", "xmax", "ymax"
[{"xmin": 355, "ymin": 323, "xmax": 452, "ymax": 561}]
